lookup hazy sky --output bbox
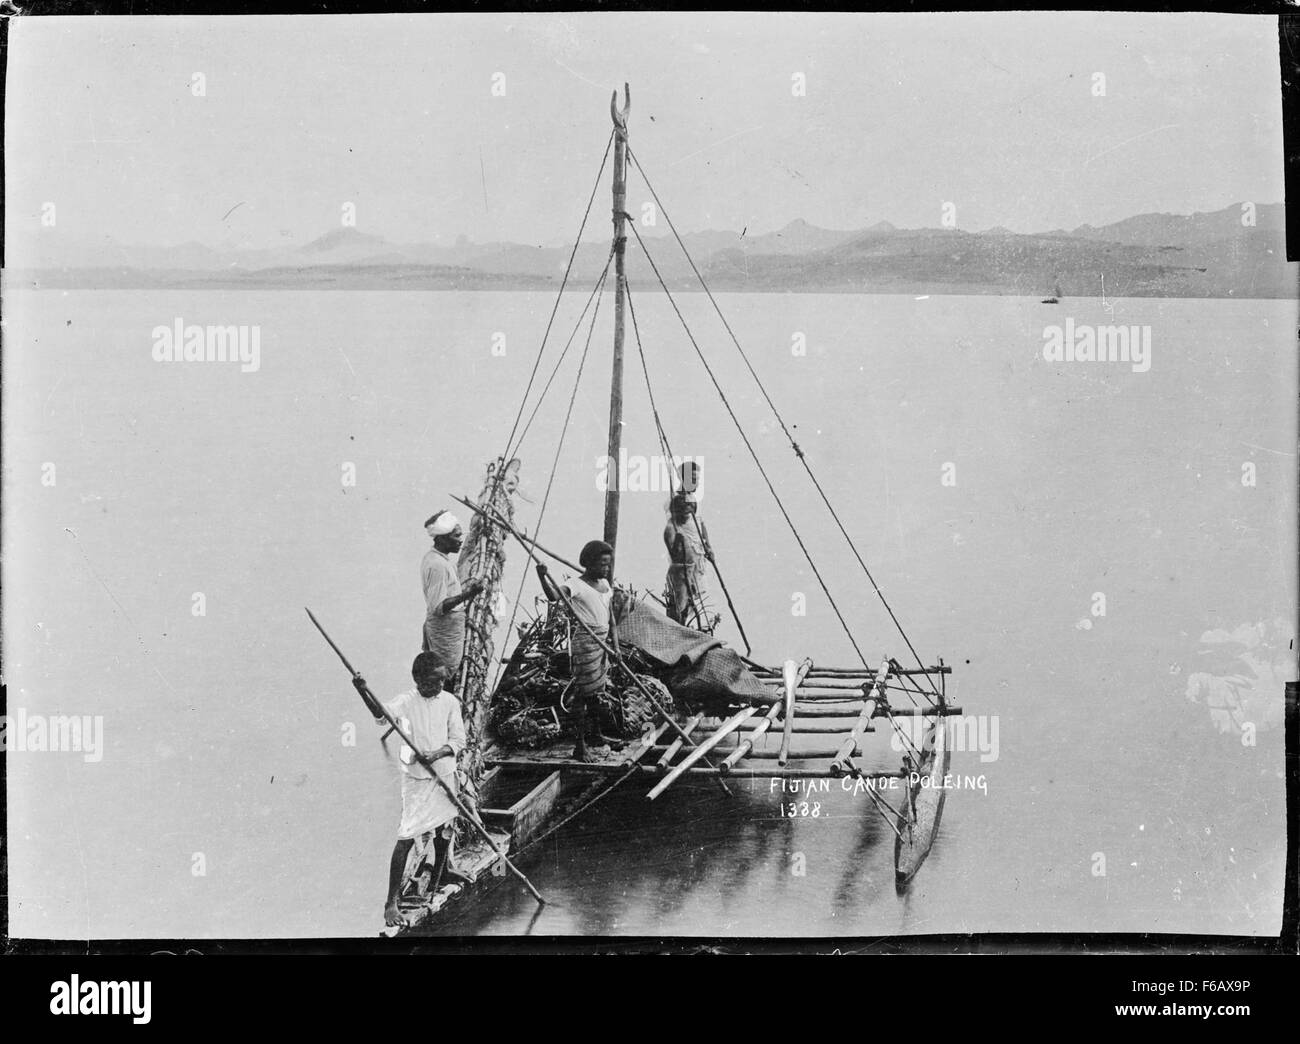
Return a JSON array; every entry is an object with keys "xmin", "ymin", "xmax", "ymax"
[{"xmin": 6, "ymin": 11, "xmax": 1285, "ymax": 251}]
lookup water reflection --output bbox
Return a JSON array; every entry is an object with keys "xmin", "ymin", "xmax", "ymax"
[{"xmin": 423, "ymin": 772, "xmax": 923, "ymax": 937}]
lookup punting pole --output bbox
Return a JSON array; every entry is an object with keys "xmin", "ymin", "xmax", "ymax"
[
  {"xmin": 451, "ymin": 496, "xmax": 583, "ymax": 573},
  {"xmin": 829, "ymin": 657, "xmax": 892, "ymax": 776},
  {"xmin": 305, "ymin": 607, "xmax": 547, "ymax": 907},
  {"xmin": 451, "ymin": 495, "xmax": 732, "ymax": 793},
  {"xmin": 540, "ymin": 562, "xmax": 722, "ymax": 772},
  {"xmin": 513, "ymin": 719, "xmax": 674, "ymax": 857}
]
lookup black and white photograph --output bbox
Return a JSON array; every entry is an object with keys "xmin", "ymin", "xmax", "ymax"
[{"xmin": 2, "ymin": 7, "xmax": 1296, "ymax": 959}]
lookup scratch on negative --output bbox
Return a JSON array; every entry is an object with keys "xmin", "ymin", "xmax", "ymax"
[
  {"xmin": 551, "ymin": 58, "xmax": 606, "ymax": 93},
  {"xmin": 45, "ymin": 376, "xmax": 64, "ymax": 412},
  {"xmin": 666, "ymin": 125, "xmax": 765, "ymax": 169},
  {"xmin": 1241, "ymin": 441, "xmax": 1295, "ymax": 457},
  {"xmin": 1083, "ymin": 124, "xmax": 1179, "ymax": 168}
]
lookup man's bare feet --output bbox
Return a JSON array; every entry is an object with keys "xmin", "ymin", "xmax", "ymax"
[
  {"xmin": 589, "ymin": 733, "xmax": 627, "ymax": 751},
  {"xmin": 384, "ymin": 901, "xmax": 409, "ymax": 928}
]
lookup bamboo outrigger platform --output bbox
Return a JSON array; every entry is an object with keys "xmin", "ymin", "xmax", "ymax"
[{"xmin": 316, "ymin": 86, "xmax": 967, "ymax": 936}]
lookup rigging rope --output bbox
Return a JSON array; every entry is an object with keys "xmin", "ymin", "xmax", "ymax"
[
  {"xmin": 623, "ymin": 217, "xmax": 870, "ymax": 670},
  {"xmin": 624, "ymin": 282, "xmax": 677, "ymax": 475},
  {"xmin": 489, "ymin": 257, "xmax": 614, "ymax": 694},
  {"xmin": 496, "ymin": 129, "xmax": 615, "ymax": 466},
  {"xmin": 627, "ymin": 146, "xmax": 941, "ymax": 700},
  {"xmin": 510, "ymin": 243, "xmax": 616, "ymax": 457},
  {"xmin": 469, "ymin": 133, "xmax": 615, "ymax": 703},
  {"xmin": 626, "ymin": 279, "xmax": 749, "ymax": 648}
]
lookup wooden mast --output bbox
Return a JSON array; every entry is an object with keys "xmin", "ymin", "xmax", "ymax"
[{"xmin": 602, "ymin": 84, "xmax": 631, "ymax": 552}]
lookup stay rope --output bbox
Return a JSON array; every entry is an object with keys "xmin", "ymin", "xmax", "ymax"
[
  {"xmin": 497, "ymin": 129, "xmax": 615, "ymax": 467},
  {"xmin": 627, "ymin": 146, "xmax": 940, "ymax": 702},
  {"xmin": 624, "ymin": 217, "xmax": 870, "ymax": 671},
  {"xmin": 626, "ymin": 279, "xmax": 748, "ymax": 647},
  {"xmin": 510, "ymin": 243, "xmax": 616, "ymax": 457},
  {"xmin": 489, "ymin": 257, "xmax": 614, "ymax": 695}
]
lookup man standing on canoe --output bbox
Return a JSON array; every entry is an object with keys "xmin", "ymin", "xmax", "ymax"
[
  {"xmin": 663, "ymin": 490, "xmax": 715, "ymax": 630},
  {"xmin": 422, "ymin": 510, "xmax": 484, "ymax": 689},
  {"xmin": 538, "ymin": 539, "xmax": 626, "ymax": 762},
  {"xmin": 353, "ymin": 652, "xmax": 466, "ymax": 928}
]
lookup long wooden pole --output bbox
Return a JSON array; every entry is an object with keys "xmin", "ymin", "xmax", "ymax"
[
  {"xmin": 451, "ymin": 496, "xmax": 581, "ymax": 573},
  {"xmin": 515, "ymin": 720, "xmax": 672, "ymax": 856},
  {"xmin": 452, "ymin": 495, "xmax": 675, "ymax": 612},
  {"xmin": 452, "ymin": 493, "xmax": 732, "ymax": 793},
  {"xmin": 647, "ymin": 707, "xmax": 756, "ymax": 799},
  {"xmin": 603, "ymin": 84, "xmax": 630, "ymax": 552},
  {"xmin": 721, "ymin": 702, "xmax": 782, "ymax": 771},
  {"xmin": 304, "ymin": 607, "xmax": 547, "ymax": 906},
  {"xmin": 686, "ymin": 514, "xmax": 751, "ymax": 655},
  {"xmin": 657, "ymin": 713, "xmax": 703, "ymax": 770}
]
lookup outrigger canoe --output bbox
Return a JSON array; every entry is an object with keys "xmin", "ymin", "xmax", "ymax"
[{"xmin": 360, "ymin": 85, "xmax": 965, "ymax": 936}]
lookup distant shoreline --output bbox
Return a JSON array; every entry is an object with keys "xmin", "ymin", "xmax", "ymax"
[
  {"xmin": 6, "ymin": 269, "xmax": 1294, "ymax": 299},
  {"xmin": 9, "ymin": 203, "xmax": 1294, "ymax": 299}
]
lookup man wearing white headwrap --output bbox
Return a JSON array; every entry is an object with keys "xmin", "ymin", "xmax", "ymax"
[{"xmin": 420, "ymin": 510, "xmax": 483, "ymax": 685}]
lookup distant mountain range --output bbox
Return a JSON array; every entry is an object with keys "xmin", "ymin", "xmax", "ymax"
[{"xmin": 8, "ymin": 203, "xmax": 1295, "ymax": 297}]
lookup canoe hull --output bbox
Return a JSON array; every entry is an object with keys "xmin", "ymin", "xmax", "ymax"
[{"xmin": 893, "ymin": 714, "xmax": 952, "ymax": 888}]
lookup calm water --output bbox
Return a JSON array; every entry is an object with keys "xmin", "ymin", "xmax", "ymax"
[{"xmin": 3, "ymin": 289, "xmax": 1293, "ymax": 938}]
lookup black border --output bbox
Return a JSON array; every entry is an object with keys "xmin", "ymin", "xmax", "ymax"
[{"xmin": 2, "ymin": 1, "xmax": 1297, "ymax": 960}]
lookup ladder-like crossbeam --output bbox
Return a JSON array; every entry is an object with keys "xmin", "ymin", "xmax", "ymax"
[
  {"xmin": 830, "ymin": 658, "xmax": 892, "ymax": 775},
  {"xmin": 648, "ymin": 706, "xmax": 756, "ymax": 799},
  {"xmin": 628, "ymin": 721, "xmax": 673, "ymax": 761}
]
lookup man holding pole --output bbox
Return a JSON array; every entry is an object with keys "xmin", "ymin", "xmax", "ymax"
[
  {"xmin": 537, "ymin": 539, "xmax": 626, "ymax": 762},
  {"xmin": 421, "ymin": 510, "xmax": 484, "ymax": 687},
  {"xmin": 663, "ymin": 490, "xmax": 715, "ymax": 630},
  {"xmin": 353, "ymin": 652, "xmax": 466, "ymax": 928}
]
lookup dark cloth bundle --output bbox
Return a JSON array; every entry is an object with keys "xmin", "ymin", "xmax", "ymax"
[{"xmin": 612, "ymin": 598, "xmax": 771, "ymax": 706}]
